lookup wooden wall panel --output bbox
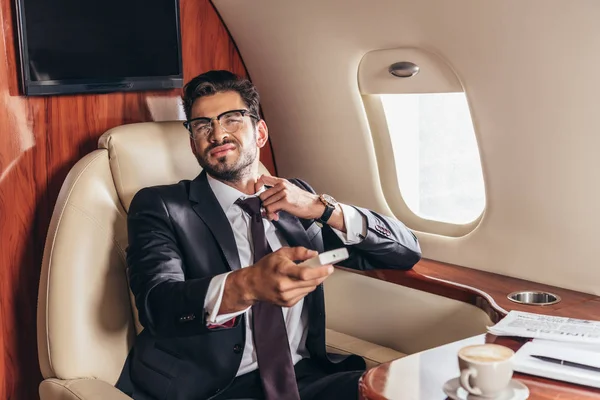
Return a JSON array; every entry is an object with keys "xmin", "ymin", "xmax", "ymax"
[{"xmin": 0, "ymin": 0, "xmax": 275, "ymax": 399}]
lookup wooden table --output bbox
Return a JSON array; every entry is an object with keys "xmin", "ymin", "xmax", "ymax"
[{"xmin": 359, "ymin": 334, "xmax": 600, "ymax": 400}]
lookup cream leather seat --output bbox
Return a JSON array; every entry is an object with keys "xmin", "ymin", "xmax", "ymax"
[{"xmin": 37, "ymin": 121, "xmax": 404, "ymax": 399}]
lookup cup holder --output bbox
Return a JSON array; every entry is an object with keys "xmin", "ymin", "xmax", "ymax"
[{"xmin": 507, "ymin": 291, "xmax": 561, "ymax": 306}]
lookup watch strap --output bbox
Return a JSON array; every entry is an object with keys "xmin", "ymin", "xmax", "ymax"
[
  {"xmin": 317, "ymin": 196, "xmax": 335, "ymax": 224},
  {"xmin": 317, "ymin": 205, "xmax": 334, "ymax": 224}
]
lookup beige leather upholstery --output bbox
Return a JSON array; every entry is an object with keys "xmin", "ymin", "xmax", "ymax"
[
  {"xmin": 39, "ymin": 379, "xmax": 132, "ymax": 400},
  {"xmin": 38, "ymin": 121, "xmax": 403, "ymax": 399},
  {"xmin": 38, "ymin": 150, "xmax": 134, "ymax": 383},
  {"xmin": 325, "ymin": 329, "xmax": 405, "ymax": 369}
]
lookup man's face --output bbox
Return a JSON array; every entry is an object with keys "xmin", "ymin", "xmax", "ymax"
[{"xmin": 189, "ymin": 91, "xmax": 268, "ymax": 182}]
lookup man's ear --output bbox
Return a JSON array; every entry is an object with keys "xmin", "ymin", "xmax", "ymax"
[{"xmin": 256, "ymin": 120, "xmax": 269, "ymax": 148}]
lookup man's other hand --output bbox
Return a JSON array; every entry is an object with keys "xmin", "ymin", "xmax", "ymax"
[{"xmin": 256, "ymin": 175, "xmax": 325, "ymax": 221}]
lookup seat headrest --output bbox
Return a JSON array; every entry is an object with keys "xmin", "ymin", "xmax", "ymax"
[{"xmin": 98, "ymin": 121, "xmax": 200, "ymax": 211}]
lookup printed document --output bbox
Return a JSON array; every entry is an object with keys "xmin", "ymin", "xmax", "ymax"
[{"xmin": 487, "ymin": 311, "xmax": 600, "ymax": 343}]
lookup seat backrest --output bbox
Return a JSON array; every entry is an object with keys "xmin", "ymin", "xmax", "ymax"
[{"xmin": 37, "ymin": 121, "xmax": 269, "ymax": 384}]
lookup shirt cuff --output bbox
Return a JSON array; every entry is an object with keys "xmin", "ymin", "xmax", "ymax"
[
  {"xmin": 329, "ymin": 203, "xmax": 367, "ymax": 245},
  {"xmin": 205, "ymin": 272, "xmax": 250, "ymax": 325}
]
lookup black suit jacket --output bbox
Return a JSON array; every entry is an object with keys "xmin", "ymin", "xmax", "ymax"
[{"xmin": 116, "ymin": 171, "xmax": 421, "ymax": 400}]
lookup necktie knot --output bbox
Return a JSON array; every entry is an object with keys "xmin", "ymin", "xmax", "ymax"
[{"xmin": 236, "ymin": 196, "xmax": 262, "ymax": 219}]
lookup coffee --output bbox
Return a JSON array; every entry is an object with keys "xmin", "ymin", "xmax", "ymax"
[
  {"xmin": 459, "ymin": 344, "xmax": 513, "ymax": 363},
  {"xmin": 457, "ymin": 344, "xmax": 515, "ymax": 397}
]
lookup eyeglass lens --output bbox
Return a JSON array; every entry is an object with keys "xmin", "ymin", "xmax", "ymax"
[{"xmin": 190, "ymin": 110, "xmax": 246, "ymax": 138}]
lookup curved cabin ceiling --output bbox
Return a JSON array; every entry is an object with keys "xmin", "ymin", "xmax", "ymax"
[{"xmin": 213, "ymin": 0, "xmax": 600, "ymax": 294}]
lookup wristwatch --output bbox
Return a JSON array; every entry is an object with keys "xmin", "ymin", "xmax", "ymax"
[{"xmin": 317, "ymin": 194, "xmax": 338, "ymax": 224}]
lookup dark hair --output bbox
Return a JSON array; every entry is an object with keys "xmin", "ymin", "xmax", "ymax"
[{"xmin": 182, "ymin": 70, "xmax": 260, "ymax": 122}]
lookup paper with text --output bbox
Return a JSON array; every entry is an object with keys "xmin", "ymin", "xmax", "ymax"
[{"xmin": 488, "ymin": 311, "xmax": 600, "ymax": 343}]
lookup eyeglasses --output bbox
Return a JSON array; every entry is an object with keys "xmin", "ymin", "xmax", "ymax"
[{"xmin": 183, "ymin": 109, "xmax": 259, "ymax": 139}]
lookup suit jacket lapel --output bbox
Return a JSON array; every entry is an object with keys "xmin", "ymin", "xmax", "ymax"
[
  {"xmin": 189, "ymin": 171, "xmax": 241, "ymax": 271},
  {"xmin": 273, "ymin": 212, "xmax": 314, "ymax": 251}
]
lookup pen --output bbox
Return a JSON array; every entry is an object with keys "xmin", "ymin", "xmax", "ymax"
[{"xmin": 531, "ymin": 355, "xmax": 600, "ymax": 373}]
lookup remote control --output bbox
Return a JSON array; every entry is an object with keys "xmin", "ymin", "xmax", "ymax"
[{"xmin": 297, "ymin": 248, "xmax": 349, "ymax": 268}]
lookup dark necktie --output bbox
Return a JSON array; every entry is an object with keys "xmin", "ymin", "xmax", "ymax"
[{"xmin": 235, "ymin": 197, "xmax": 301, "ymax": 400}]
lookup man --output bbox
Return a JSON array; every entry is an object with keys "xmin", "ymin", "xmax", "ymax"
[{"xmin": 116, "ymin": 70, "xmax": 421, "ymax": 400}]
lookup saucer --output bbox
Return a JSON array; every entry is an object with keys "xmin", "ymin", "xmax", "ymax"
[{"xmin": 443, "ymin": 378, "xmax": 529, "ymax": 400}]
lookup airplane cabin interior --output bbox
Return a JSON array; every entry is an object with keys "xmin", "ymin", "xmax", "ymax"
[{"xmin": 0, "ymin": 0, "xmax": 599, "ymax": 399}]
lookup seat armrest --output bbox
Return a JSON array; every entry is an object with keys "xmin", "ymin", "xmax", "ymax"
[
  {"xmin": 40, "ymin": 378, "xmax": 131, "ymax": 400},
  {"xmin": 326, "ymin": 328, "xmax": 406, "ymax": 369}
]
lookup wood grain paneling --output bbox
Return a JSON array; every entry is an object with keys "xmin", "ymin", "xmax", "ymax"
[
  {"xmin": 0, "ymin": 1, "xmax": 275, "ymax": 399},
  {"xmin": 341, "ymin": 257, "xmax": 600, "ymax": 325}
]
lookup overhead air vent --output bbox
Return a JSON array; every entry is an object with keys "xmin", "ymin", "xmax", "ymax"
[{"xmin": 388, "ymin": 62, "xmax": 420, "ymax": 78}]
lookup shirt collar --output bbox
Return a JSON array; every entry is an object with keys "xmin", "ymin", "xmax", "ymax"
[{"xmin": 207, "ymin": 173, "xmax": 266, "ymax": 213}]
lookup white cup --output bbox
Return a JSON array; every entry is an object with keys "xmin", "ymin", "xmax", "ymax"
[{"xmin": 457, "ymin": 344, "xmax": 515, "ymax": 397}]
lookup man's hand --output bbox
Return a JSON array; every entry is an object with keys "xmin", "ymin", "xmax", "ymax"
[
  {"xmin": 220, "ymin": 247, "xmax": 334, "ymax": 312},
  {"xmin": 256, "ymin": 175, "xmax": 346, "ymax": 232},
  {"xmin": 256, "ymin": 175, "xmax": 324, "ymax": 221}
]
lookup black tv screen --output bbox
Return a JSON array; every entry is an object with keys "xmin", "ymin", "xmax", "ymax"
[{"xmin": 15, "ymin": 0, "xmax": 183, "ymax": 95}]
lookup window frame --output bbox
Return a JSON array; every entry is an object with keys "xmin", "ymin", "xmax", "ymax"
[{"xmin": 362, "ymin": 94, "xmax": 487, "ymax": 237}]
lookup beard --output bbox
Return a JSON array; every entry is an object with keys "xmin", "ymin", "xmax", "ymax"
[{"xmin": 194, "ymin": 136, "xmax": 258, "ymax": 183}]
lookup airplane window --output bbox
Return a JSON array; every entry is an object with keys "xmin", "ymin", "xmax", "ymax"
[{"xmin": 380, "ymin": 92, "xmax": 485, "ymax": 224}]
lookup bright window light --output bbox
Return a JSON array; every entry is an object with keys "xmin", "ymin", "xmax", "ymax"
[{"xmin": 381, "ymin": 93, "xmax": 485, "ymax": 224}]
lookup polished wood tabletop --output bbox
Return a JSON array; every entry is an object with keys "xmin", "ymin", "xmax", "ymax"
[{"xmin": 359, "ymin": 334, "xmax": 600, "ymax": 400}]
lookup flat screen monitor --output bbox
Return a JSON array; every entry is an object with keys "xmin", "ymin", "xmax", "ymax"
[{"xmin": 15, "ymin": 0, "xmax": 183, "ymax": 95}]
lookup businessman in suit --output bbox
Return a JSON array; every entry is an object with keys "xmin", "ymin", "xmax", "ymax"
[{"xmin": 116, "ymin": 70, "xmax": 421, "ymax": 400}]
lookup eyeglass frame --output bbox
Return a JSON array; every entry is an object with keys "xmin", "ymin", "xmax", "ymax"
[{"xmin": 183, "ymin": 109, "xmax": 260, "ymax": 139}]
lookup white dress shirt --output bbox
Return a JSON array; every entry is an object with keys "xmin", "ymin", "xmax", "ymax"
[{"xmin": 203, "ymin": 174, "xmax": 366, "ymax": 376}]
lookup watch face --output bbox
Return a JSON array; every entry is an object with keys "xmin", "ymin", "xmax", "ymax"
[{"xmin": 322, "ymin": 194, "xmax": 337, "ymax": 206}]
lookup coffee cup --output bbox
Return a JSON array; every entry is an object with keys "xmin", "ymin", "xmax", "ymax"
[{"xmin": 457, "ymin": 344, "xmax": 515, "ymax": 397}]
